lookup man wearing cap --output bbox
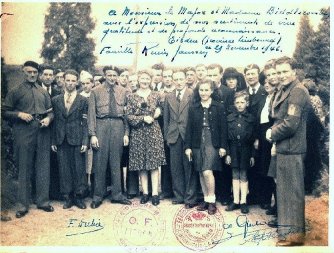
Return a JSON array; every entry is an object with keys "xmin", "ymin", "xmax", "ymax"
[
  {"xmin": 88, "ymin": 65, "xmax": 131, "ymax": 208},
  {"xmin": 3, "ymin": 61, "xmax": 54, "ymax": 218}
]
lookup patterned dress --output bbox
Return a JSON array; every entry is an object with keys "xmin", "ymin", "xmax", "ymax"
[{"xmin": 126, "ymin": 92, "xmax": 166, "ymax": 171}]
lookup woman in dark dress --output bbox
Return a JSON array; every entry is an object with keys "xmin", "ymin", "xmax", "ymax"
[
  {"xmin": 185, "ymin": 80, "xmax": 228, "ymax": 215},
  {"xmin": 126, "ymin": 70, "xmax": 166, "ymax": 206}
]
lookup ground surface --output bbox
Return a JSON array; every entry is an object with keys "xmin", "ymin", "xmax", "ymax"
[{"xmin": 0, "ymin": 194, "xmax": 329, "ymax": 253}]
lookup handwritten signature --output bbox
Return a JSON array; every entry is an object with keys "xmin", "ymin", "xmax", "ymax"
[
  {"xmin": 212, "ymin": 215, "xmax": 308, "ymax": 245},
  {"xmin": 66, "ymin": 218, "xmax": 104, "ymax": 236}
]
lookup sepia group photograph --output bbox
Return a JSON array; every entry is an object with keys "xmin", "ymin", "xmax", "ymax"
[{"xmin": 0, "ymin": 1, "xmax": 332, "ymax": 252}]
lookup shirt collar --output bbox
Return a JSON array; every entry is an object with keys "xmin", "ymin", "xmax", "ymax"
[
  {"xmin": 64, "ymin": 90, "xmax": 77, "ymax": 97},
  {"xmin": 248, "ymin": 83, "xmax": 261, "ymax": 94}
]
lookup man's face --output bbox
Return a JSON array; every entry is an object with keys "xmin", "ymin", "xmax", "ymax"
[
  {"xmin": 207, "ymin": 67, "xmax": 222, "ymax": 86},
  {"xmin": 163, "ymin": 70, "xmax": 173, "ymax": 87},
  {"xmin": 264, "ymin": 68, "xmax": 279, "ymax": 87},
  {"xmin": 41, "ymin": 69, "xmax": 55, "ymax": 87},
  {"xmin": 64, "ymin": 74, "xmax": 78, "ymax": 93},
  {"xmin": 186, "ymin": 70, "xmax": 196, "ymax": 85},
  {"xmin": 152, "ymin": 69, "xmax": 163, "ymax": 84},
  {"xmin": 119, "ymin": 71, "xmax": 129, "ymax": 87},
  {"xmin": 81, "ymin": 79, "xmax": 94, "ymax": 93},
  {"xmin": 104, "ymin": 70, "xmax": 118, "ymax": 85},
  {"xmin": 55, "ymin": 72, "xmax": 64, "ymax": 88},
  {"xmin": 245, "ymin": 68, "xmax": 259, "ymax": 87},
  {"xmin": 276, "ymin": 63, "xmax": 296, "ymax": 86},
  {"xmin": 195, "ymin": 66, "xmax": 207, "ymax": 81},
  {"xmin": 94, "ymin": 76, "xmax": 102, "ymax": 87},
  {"xmin": 23, "ymin": 66, "xmax": 38, "ymax": 83},
  {"xmin": 198, "ymin": 82, "xmax": 213, "ymax": 102},
  {"xmin": 129, "ymin": 75, "xmax": 138, "ymax": 91},
  {"xmin": 173, "ymin": 72, "xmax": 186, "ymax": 91}
]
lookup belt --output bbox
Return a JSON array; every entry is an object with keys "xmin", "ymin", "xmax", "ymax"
[{"xmin": 97, "ymin": 116, "xmax": 123, "ymax": 120}]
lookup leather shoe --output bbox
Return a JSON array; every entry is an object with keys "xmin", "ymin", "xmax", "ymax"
[
  {"xmin": 266, "ymin": 206, "xmax": 277, "ymax": 216},
  {"xmin": 241, "ymin": 203, "xmax": 249, "ymax": 214},
  {"xmin": 276, "ymin": 240, "xmax": 304, "ymax": 246},
  {"xmin": 127, "ymin": 193, "xmax": 136, "ymax": 199},
  {"xmin": 196, "ymin": 202, "xmax": 209, "ymax": 211},
  {"xmin": 225, "ymin": 203, "xmax": 240, "ymax": 211},
  {"xmin": 208, "ymin": 203, "xmax": 217, "ymax": 215},
  {"xmin": 221, "ymin": 200, "xmax": 230, "ymax": 206},
  {"xmin": 172, "ymin": 200, "xmax": 184, "ymax": 205},
  {"xmin": 74, "ymin": 199, "xmax": 86, "ymax": 209},
  {"xmin": 140, "ymin": 194, "xmax": 149, "ymax": 204},
  {"xmin": 260, "ymin": 203, "xmax": 271, "ymax": 210},
  {"xmin": 63, "ymin": 199, "xmax": 74, "ymax": 209},
  {"xmin": 185, "ymin": 203, "xmax": 198, "ymax": 209},
  {"xmin": 111, "ymin": 199, "xmax": 132, "ymax": 205},
  {"xmin": 16, "ymin": 210, "xmax": 28, "ymax": 218},
  {"xmin": 90, "ymin": 201, "xmax": 102, "ymax": 209},
  {"xmin": 37, "ymin": 205, "xmax": 54, "ymax": 212},
  {"xmin": 152, "ymin": 195, "xmax": 160, "ymax": 206},
  {"xmin": 159, "ymin": 193, "xmax": 173, "ymax": 200},
  {"xmin": 267, "ymin": 219, "xmax": 278, "ymax": 228}
]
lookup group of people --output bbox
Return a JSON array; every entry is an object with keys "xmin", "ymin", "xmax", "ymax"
[{"xmin": 3, "ymin": 55, "xmax": 323, "ymax": 246}]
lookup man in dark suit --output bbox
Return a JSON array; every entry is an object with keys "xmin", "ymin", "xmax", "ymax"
[
  {"xmin": 164, "ymin": 69, "xmax": 197, "ymax": 208},
  {"xmin": 207, "ymin": 64, "xmax": 235, "ymax": 205},
  {"xmin": 266, "ymin": 56, "xmax": 310, "ymax": 246},
  {"xmin": 39, "ymin": 65, "xmax": 62, "ymax": 201},
  {"xmin": 244, "ymin": 63, "xmax": 268, "ymax": 206},
  {"xmin": 51, "ymin": 69, "xmax": 88, "ymax": 209}
]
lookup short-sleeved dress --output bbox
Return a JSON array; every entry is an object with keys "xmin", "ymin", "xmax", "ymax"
[{"xmin": 126, "ymin": 92, "xmax": 166, "ymax": 171}]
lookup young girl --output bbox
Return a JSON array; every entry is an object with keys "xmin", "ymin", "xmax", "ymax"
[
  {"xmin": 185, "ymin": 80, "xmax": 228, "ymax": 215},
  {"xmin": 225, "ymin": 91, "xmax": 256, "ymax": 214}
]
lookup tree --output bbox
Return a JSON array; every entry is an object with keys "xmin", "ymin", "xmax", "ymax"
[
  {"xmin": 308, "ymin": 7, "xmax": 330, "ymax": 85},
  {"xmin": 293, "ymin": 15, "xmax": 315, "ymax": 71},
  {"xmin": 41, "ymin": 3, "xmax": 96, "ymax": 72}
]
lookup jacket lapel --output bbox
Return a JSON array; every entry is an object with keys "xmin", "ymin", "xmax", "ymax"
[
  {"xmin": 67, "ymin": 95, "xmax": 80, "ymax": 116},
  {"xmin": 273, "ymin": 82, "xmax": 296, "ymax": 109},
  {"xmin": 169, "ymin": 91, "xmax": 179, "ymax": 114},
  {"xmin": 58, "ymin": 94, "xmax": 67, "ymax": 117},
  {"xmin": 179, "ymin": 88, "xmax": 191, "ymax": 114}
]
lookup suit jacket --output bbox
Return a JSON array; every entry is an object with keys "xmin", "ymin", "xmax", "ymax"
[
  {"xmin": 163, "ymin": 88, "xmax": 193, "ymax": 144},
  {"xmin": 185, "ymin": 100, "xmax": 228, "ymax": 150},
  {"xmin": 271, "ymin": 80, "xmax": 310, "ymax": 154},
  {"xmin": 52, "ymin": 94, "xmax": 88, "ymax": 146},
  {"xmin": 248, "ymin": 85, "xmax": 267, "ymax": 118}
]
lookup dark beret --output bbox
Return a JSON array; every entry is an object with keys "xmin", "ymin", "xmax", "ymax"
[{"xmin": 23, "ymin": 61, "xmax": 39, "ymax": 70}]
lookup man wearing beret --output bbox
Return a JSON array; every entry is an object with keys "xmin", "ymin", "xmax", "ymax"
[
  {"xmin": 266, "ymin": 56, "xmax": 310, "ymax": 246},
  {"xmin": 3, "ymin": 61, "xmax": 54, "ymax": 218}
]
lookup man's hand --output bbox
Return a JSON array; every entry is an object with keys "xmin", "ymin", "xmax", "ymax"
[
  {"xmin": 153, "ymin": 108, "xmax": 161, "ymax": 119},
  {"xmin": 144, "ymin": 116, "xmax": 154, "ymax": 124},
  {"xmin": 80, "ymin": 145, "xmax": 88, "ymax": 153},
  {"xmin": 219, "ymin": 148, "xmax": 226, "ymax": 158},
  {"xmin": 266, "ymin": 128, "xmax": 272, "ymax": 142},
  {"xmin": 225, "ymin": 155, "xmax": 231, "ymax": 165},
  {"xmin": 271, "ymin": 143, "xmax": 277, "ymax": 156},
  {"xmin": 40, "ymin": 117, "xmax": 51, "ymax": 127},
  {"xmin": 250, "ymin": 157, "xmax": 255, "ymax": 167},
  {"xmin": 91, "ymin": 136, "xmax": 99, "ymax": 149},
  {"xmin": 123, "ymin": 135, "xmax": 129, "ymax": 146},
  {"xmin": 185, "ymin": 149, "xmax": 192, "ymax": 162},
  {"xmin": 253, "ymin": 139, "xmax": 259, "ymax": 150},
  {"xmin": 18, "ymin": 112, "xmax": 33, "ymax": 122},
  {"xmin": 51, "ymin": 145, "xmax": 57, "ymax": 152}
]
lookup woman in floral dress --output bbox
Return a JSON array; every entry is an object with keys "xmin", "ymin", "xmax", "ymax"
[{"xmin": 126, "ymin": 70, "xmax": 166, "ymax": 206}]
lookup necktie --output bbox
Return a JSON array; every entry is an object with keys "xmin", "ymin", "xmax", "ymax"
[
  {"xmin": 176, "ymin": 91, "xmax": 181, "ymax": 102},
  {"xmin": 66, "ymin": 93, "xmax": 72, "ymax": 111},
  {"xmin": 252, "ymin": 88, "xmax": 256, "ymax": 95},
  {"xmin": 108, "ymin": 86, "xmax": 117, "ymax": 116}
]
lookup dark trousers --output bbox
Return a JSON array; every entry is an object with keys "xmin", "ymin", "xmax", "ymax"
[
  {"xmin": 215, "ymin": 162, "xmax": 232, "ymax": 202},
  {"xmin": 170, "ymin": 137, "xmax": 198, "ymax": 204},
  {"xmin": 49, "ymin": 151, "xmax": 61, "ymax": 200},
  {"xmin": 161, "ymin": 142, "xmax": 173, "ymax": 197},
  {"xmin": 277, "ymin": 153, "xmax": 305, "ymax": 241},
  {"xmin": 260, "ymin": 176, "xmax": 275, "ymax": 205},
  {"xmin": 57, "ymin": 139, "xmax": 87, "ymax": 197},
  {"xmin": 121, "ymin": 146, "xmax": 139, "ymax": 195},
  {"xmin": 13, "ymin": 120, "xmax": 50, "ymax": 210},
  {"xmin": 93, "ymin": 118, "xmax": 125, "ymax": 202}
]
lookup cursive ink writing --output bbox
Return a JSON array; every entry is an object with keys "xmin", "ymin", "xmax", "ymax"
[
  {"xmin": 66, "ymin": 218, "xmax": 104, "ymax": 236},
  {"xmin": 0, "ymin": 13, "xmax": 14, "ymax": 19}
]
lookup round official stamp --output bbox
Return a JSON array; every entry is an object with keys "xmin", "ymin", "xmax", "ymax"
[
  {"xmin": 113, "ymin": 200, "xmax": 166, "ymax": 249},
  {"xmin": 173, "ymin": 206, "xmax": 224, "ymax": 251}
]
